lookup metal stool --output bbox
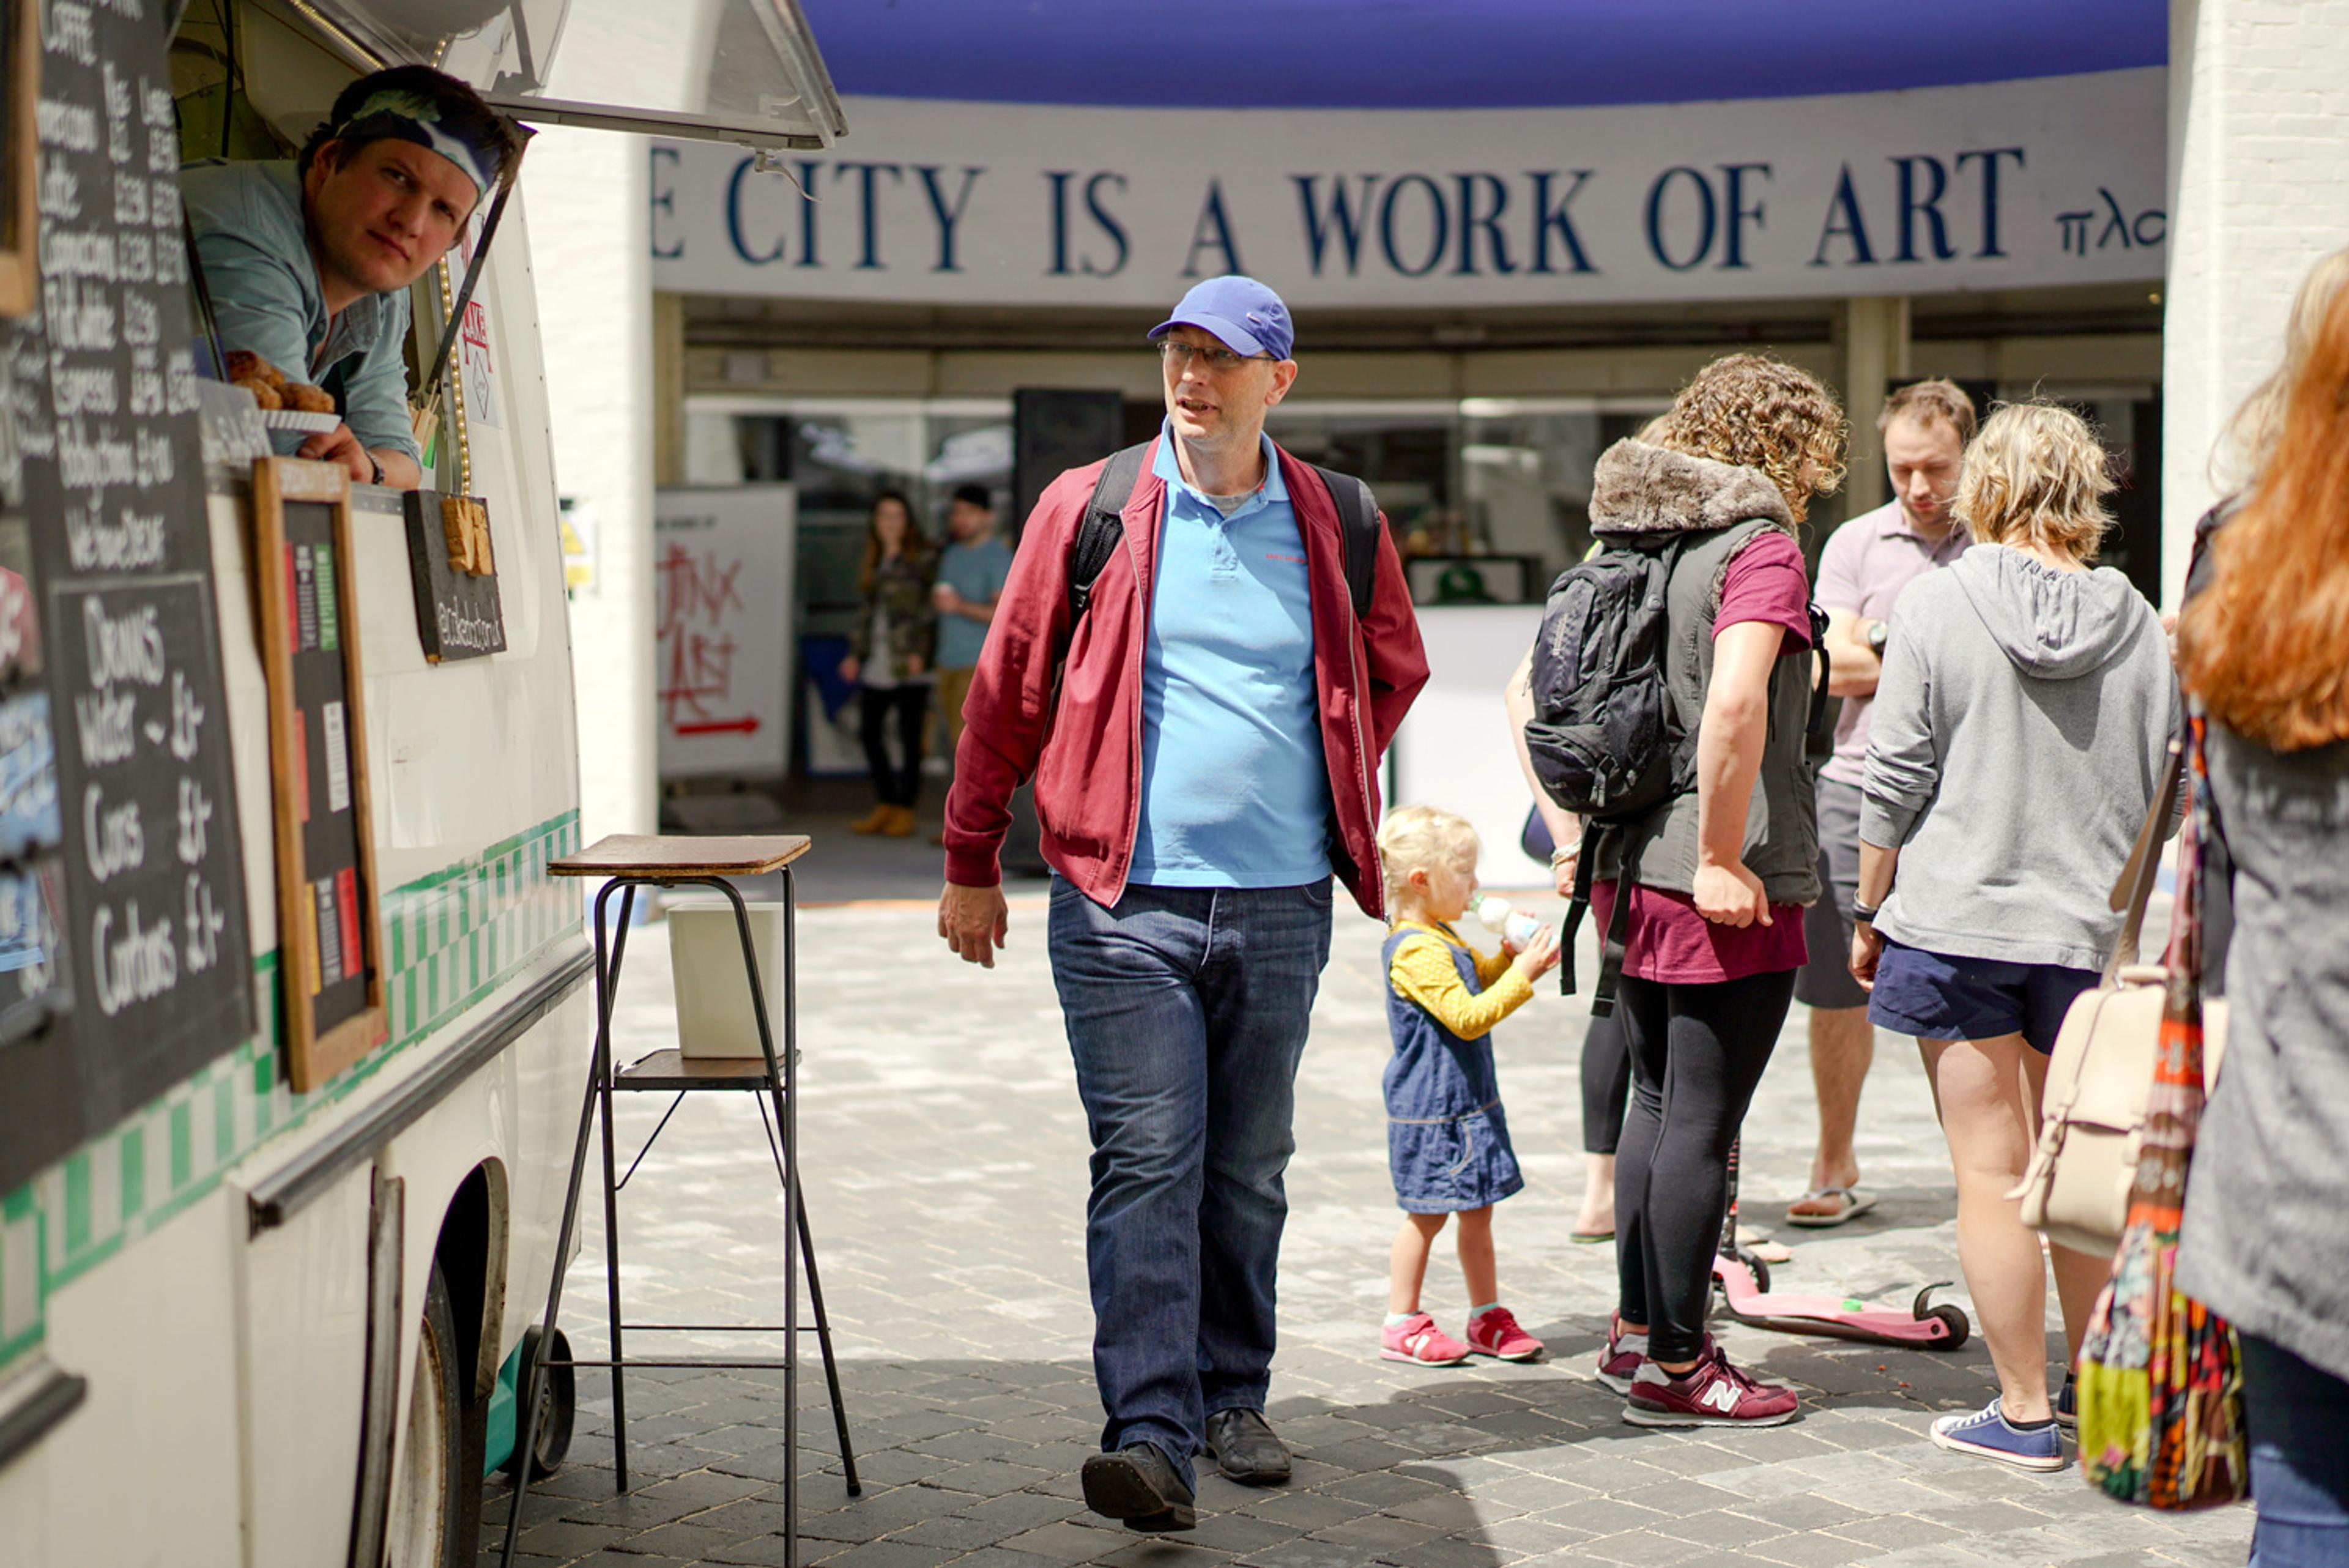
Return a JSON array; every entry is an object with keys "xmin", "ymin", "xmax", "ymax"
[{"xmin": 501, "ymin": 835, "xmax": 858, "ymax": 1568}]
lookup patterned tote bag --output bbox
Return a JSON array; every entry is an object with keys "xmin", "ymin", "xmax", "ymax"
[{"xmin": 2075, "ymin": 715, "xmax": 2249, "ymax": 1509}]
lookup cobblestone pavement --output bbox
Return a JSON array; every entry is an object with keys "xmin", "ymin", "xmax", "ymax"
[{"xmin": 483, "ymin": 888, "xmax": 2251, "ymax": 1568}]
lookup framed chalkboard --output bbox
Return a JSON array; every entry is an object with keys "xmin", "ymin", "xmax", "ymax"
[
  {"xmin": 402, "ymin": 488, "xmax": 505, "ymax": 661},
  {"xmin": 251, "ymin": 459, "xmax": 386, "ymax": 1091},
  {"xmin": 0, "ymin": 0, "xmax": 35, "ymax": 318}
]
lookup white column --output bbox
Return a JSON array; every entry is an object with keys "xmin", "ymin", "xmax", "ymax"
[
  {"xmin": 1838, "ymin": 295, "xmax": 1912, "ymax": 518},
  {"xmin": 523, "ymin": 128, "xmax": 658, "ymax": 841},
  {"xmin": 2164, "ymin": 0, "xmax": 2349, "ymax": 608}
]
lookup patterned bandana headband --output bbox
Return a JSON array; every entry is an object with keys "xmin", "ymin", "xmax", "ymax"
[{"xmin": 330, "ymin": 87, "xmax": 503, "ymax": 198}]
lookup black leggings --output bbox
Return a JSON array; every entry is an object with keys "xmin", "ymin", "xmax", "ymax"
[
  {"xmin": 1581, "ymin": 1010, "xmax": 1631, "ymax": 1155},
  {"xmin": 858, "ymin": 685, "xmax": 929, "ymax": 807},
  {"xmin": 1614, "ymin": 968, "xmax": 1797, "ymax": 1362}
]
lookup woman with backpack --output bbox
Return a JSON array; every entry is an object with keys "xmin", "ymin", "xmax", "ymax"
[
  {"xmin": 1521, "ymin": 354, "xmax": 1846, "ymax": 1427},
  {"xmin": 1848, "ymin": 403, "xmax": 2178, "ymax": 1470}
]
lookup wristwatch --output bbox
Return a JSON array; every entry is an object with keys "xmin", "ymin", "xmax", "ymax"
[
  {"xmin": 1852, "ymin": 900, "xmax": 1881, "ymax": 925},
  {"xmin": 1865, "ymin": 619, "xmax": 1890, "ymax": 656}
]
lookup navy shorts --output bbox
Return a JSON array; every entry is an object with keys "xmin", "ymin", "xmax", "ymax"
[{"xmin": 1866, "ymin": 939, "xmax": 2099, "ymax": 1054}]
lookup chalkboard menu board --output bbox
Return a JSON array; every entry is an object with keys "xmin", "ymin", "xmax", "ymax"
[
  {"xmin": 403, "ymin": 488, "xmax": 506, "ymax": 661},
  {"xmin": 0, "ymin": 0, "xmax": 253, "ymax": 1192},
  {"xmin": 253, "ymin": 459, "xmax": 385, "ymax": 1091}
]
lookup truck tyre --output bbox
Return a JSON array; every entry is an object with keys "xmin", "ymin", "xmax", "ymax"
[
  {"xmin": 503, "ymin": 1326, "xmax": 576, "ymax": 1480},
  {"xmin": 385, "ymin": 1261, "xmax": 466, "ymax": 1568}
]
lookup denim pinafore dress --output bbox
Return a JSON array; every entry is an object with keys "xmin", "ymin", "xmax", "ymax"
[{"xmin": 1381, "ymin": 925, "xmax": 1525, "ymax": 1213}]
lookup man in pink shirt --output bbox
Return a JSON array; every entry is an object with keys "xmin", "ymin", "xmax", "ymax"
[{"xmin": 1787, "ymin": 381, "xmax": 1976, "ymax": 1228}]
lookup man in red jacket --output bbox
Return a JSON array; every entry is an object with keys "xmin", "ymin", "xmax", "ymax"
[{"xmin": 938, "ymin": 276, "xmax": 1427, "ymax": 1531}]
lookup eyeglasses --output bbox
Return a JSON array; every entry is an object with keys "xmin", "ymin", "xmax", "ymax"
[{"xmin": 1156, "ymin": 340, "xmax": 1275, "ymax": 373}]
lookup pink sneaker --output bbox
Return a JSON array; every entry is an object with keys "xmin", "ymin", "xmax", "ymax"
[
  {"xmin": 1465, "ymin": 1306, "xmax": 1544, "ymax": 1362},
  {"xmin": 1381, "ymin": 1312, "xmax": 1471, "ymax": 1366},
  {"xmin": 1595, "ymin": 1312, "xmax": 1646, "ymax": 1393},
  {"xmin": 1624, "ymin": 1344, "xmax": 1798, "ymax": 1427}
]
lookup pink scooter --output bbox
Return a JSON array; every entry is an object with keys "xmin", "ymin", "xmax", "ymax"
[{"xmin": 1710, "ymin": 1140, "xmax": 1971, "ymax": 1351}]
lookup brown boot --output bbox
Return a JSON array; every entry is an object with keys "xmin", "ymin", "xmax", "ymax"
[
  {"xmin": 880, "ymin": 804, "xmax": 917, "ymax": 838},
  {"xmin": 849, "ymin": 803, "xmax": 892, "ymax": 834}
]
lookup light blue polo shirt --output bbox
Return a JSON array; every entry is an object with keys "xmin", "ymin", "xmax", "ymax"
[{"xmin": 1128, "ymin": 424, "xmax": 1333, "ymax": 888}]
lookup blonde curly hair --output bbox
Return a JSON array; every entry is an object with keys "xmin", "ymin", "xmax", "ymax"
[
  {"xmin": 1953, "ymin": 402, "xmax": 2113, "ymax": 562},
  {"xmin": 1654, "ymin": 354, "xmax": 1849, "ymax": 524}
]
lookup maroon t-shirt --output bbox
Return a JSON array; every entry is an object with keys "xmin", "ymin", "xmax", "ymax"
[{"xmin": 1594, "ymin": 530, "xmax": 1813, "ymax": 984}]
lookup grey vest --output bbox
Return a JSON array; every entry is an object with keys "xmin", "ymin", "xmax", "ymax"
[{"xmin": 1598, "ymin": 519, "xmax": 1822, "ymax": 905}]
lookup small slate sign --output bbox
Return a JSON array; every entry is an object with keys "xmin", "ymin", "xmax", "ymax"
[{"xmin": 402, "ymin": 488, "xmax": 506, "ymax": 662}]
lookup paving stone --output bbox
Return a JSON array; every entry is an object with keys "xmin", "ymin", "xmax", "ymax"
[
  {"xmin": 1567, "ymin": 1529, "xmax": 1713, "ymax": 1567},
  {"xmin": 817, "ymin": 1542, "xmax": 963, "ymax": 1568}
]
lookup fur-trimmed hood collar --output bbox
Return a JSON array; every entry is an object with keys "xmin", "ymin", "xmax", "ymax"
[{"xmin": 1588, "ymin": 439, "xmax": 1795, "ymax": 541}]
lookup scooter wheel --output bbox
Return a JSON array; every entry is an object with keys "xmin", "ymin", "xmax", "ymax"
[
  {"xmin": 1924, "ymin": 1303, "xmax": 1971, "ymax": 1351},
  {"xmin": 1737, "ymin": 1249, "xmax": 1772, "ymax": 1294}
]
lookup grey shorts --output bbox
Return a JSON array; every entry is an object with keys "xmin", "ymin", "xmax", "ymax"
[{"xmin": 1794, "ymin": 774, "xmax": 1869, "ymax": 1011}]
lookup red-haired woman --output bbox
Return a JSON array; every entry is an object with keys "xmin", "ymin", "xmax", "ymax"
[{"xmin": 2176, "ymin": 258, "xmax": 2349, "ymax": 1562}]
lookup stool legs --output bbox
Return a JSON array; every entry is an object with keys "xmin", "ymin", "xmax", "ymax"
[
  {"xmin": 501, "ymin": 882, "xmax": 635, "ymax": 1567},
  {"xmin": 759, "ymin": 1096, "xmax": 862, "ymax": 1496}
]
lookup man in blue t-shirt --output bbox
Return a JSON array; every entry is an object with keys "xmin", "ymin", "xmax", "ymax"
[{"xmin": 929, "ymin": 483, "xmax": 1012, "ymax": 802}]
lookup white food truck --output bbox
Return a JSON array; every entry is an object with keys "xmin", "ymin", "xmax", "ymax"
[{"xmin": 0, "ymin": 3, "xmax": 843, "ymax": 1564}]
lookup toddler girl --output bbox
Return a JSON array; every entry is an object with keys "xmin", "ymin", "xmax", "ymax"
[{"xmin": 1376, "ymin": 806, "xmax": 1560, "ymax": 1365}]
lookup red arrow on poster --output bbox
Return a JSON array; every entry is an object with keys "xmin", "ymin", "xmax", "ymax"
[{"xmin": 675, "ymin": 716, "xmax": 761, "ymax": 735}]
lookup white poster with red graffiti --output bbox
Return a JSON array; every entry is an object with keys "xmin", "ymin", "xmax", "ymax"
[{"xmin": 654, "ymin": 486, "xmax": 796, "ymax": 779}]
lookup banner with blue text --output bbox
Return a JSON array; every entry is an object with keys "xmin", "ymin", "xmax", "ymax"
[{"xmin": 650, "ymin": 70, "xmax": 2164, "ymax": 309}]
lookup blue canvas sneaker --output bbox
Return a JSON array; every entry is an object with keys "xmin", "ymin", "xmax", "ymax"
[
  {"xmin": 2055, "ymin": 1372, "xmax": 2077, "ymax": 1432},
  {"xmin": 1928, "ymin": 1398, "xmax": 2066, "ymax": 1471}
]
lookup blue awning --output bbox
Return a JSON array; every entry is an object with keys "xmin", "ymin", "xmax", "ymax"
[{"xmin": 801, "ymin": 0, "xmax": 2165, "ymax": 110}]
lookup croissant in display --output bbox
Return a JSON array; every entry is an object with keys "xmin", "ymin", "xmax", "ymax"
[{"xmin": 227, "ymin": 350, "xmax": 338, "ymax": 418}]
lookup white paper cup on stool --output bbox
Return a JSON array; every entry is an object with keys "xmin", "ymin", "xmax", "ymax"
[{"xmin": 668, "ymin": 902, "xmax": 789, "ymax": 1060}]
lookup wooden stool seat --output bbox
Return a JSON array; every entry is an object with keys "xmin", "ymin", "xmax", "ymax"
[
  {"xmin": 551, "ymin": 833, "xmax": 812, "ymax": 880},
  {"xmin": 615, "ymin": 1049, "xmax": 801, "ymax": 1093}
]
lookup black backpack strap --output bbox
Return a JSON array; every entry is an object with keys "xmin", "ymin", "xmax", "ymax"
[
  {"xmin": 1553, "ymin": 814, "xmax": 1649, "ymax": 1017},
  {"xmin": 1308, "ymin": 462, "xmax": 1381, "ymax": 620},
  {"xmin": 1806, "ymin": 601, "xmax": 1833, "ymax": 740},
  {"xmin": 1067, "ymin": 441, "xmax": 1154, "ymax": 623}
]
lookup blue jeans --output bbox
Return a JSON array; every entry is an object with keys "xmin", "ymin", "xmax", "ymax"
[
  {"xmin": 2246, "ymin": 1335, "xmax": 2349, "ymax": 1566},
  {"xmin": 1048, "ymin": 878, "xmax": 1334, "ymax": 1490}
]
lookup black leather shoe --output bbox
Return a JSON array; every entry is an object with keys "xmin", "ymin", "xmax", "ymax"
[
  {"xmin": 1079, "ymin": 1444, "xmax": 1197, "ymax": 1531},
  {"xmin": 1204, "ymin": 1407, "xmax": 1293, "ymax": 1484}
]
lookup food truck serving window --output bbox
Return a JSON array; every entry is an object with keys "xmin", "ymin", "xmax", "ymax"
[{"xmin": 284, "ymin": 0, "xmax": 847, "ymax": 149}]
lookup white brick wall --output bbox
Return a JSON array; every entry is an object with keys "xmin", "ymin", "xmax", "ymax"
[
  {"xmin": 2165, "ymin": 0, "xmax": 2349, "ymax": 605},
  {"xmin": 521, "ymin": 128, "xmax": 658, "ymax": 842}
]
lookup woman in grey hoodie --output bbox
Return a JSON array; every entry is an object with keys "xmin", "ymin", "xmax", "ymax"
[{"xmin": 1848, "ymin": 403, "xmax": 2179, "ymax": 1473}]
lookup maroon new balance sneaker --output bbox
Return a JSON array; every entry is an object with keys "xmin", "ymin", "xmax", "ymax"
[
  {"xmin": 1595, "ymin": 1312, "xmax": 1646, "ymax": 1394},
  {"xmin": 1623, "ymin": 1345, "xmax": 1798, "ymax": 1427}
]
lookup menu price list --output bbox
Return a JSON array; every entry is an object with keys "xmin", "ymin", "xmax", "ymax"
[
  {"xmin": 0, "ymin": 0, "xmax": 252, "ymax": 1188},
  {"xmin": 283, "ymin": 500, "xmax": 368, "ymax": 1036}
]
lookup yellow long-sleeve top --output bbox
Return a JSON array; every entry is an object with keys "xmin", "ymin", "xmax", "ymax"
[{"xmin": 1387, "ymin": 921, "xmax": 1534, "ymax": 1040}]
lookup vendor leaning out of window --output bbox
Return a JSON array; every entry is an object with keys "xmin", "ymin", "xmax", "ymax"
[{"xmin": 182, "ymin": 66, "xmax": 523, "ymax": 490}]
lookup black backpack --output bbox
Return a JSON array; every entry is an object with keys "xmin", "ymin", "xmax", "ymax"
[
  {"xmin": 1523, "ymin": 540, "xmax": 1694, "ymax": 1016},
  {"xmin": 1067, "ymin": 441, "xmax": 1382, "ymax": 624},
  {"xmin": 1524, "ymin": 537, "xmax": 1830, "ymax": 1016}
]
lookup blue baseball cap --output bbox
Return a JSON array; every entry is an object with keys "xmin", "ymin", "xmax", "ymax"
[{"xmin": 1148, "ymin": 275, "xmax": 1294, "ymax": 362}]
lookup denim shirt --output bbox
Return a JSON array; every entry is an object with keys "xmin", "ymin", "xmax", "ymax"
[{"xmin": 180, "ymin": 161, "xmax": 423, "ymax": 463}]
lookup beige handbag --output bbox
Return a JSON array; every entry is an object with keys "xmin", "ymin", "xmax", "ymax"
[{"xmin": 2013, "ymin": 742, "xmax": 2227, "ymax": 1255}]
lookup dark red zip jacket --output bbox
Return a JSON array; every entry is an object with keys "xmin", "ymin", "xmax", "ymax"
[{"xmin": 941, "ymin": 434, "xmax": 1428, "ymax": 919}]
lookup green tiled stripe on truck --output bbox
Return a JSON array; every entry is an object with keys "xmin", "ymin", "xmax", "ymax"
[{"xmin": 0, "ymin": 809, "xmax": 581, "ymax": 1375}]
